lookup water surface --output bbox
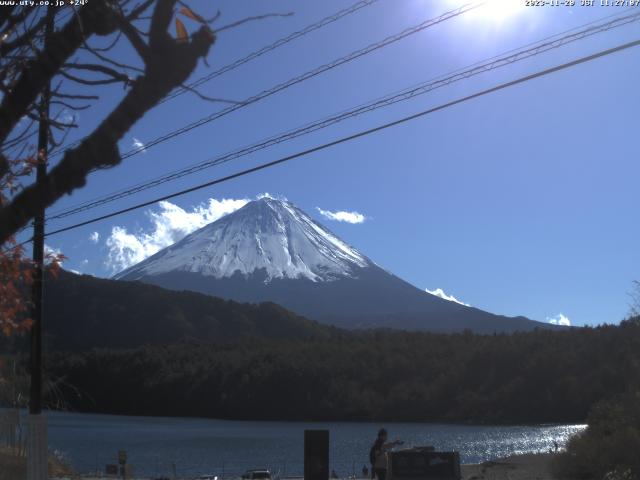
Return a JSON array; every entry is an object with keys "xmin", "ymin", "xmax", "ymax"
[{"xmin": 22, "ymin": 411, "xmax": 587, "ymax": 478}]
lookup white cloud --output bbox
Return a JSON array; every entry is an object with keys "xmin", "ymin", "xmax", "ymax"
[
  {"xmin": 105, "ymin": 227, "xmax": 148, "ymax": 273},
  {"xmin": 316, "ymin": 207, "xmax": 366, "ymax": 224},
  {"xmin": 89, "ymin": 231, "xmax": 100, "ymax": 244},
  {"xmin": 425, "ymin": 287, "xmax": 470, "ymax": 306},
  {"xmin": 81, "ymin": 259, "xmax": 89, "ymax": 266},
  {"xmin": 547, "ymin": 313, "xmax": 571, "ymax": 326},
  {"xmin": 44, "ymin": 244, "xmax": 61, "ymax": 255},
  {"xmin": 105, "ymin": 197, "xmax": 249, "ymax": 274},
  {"xmin": 132, "ymin": 137, "xmax": 147, "ymax": 153},
  {"xmin": 44, "ymin": 244, "xmax": 64, "ymax": 265},
  {"xmin": 58, "ymin": 109, "xmax": 75, "ymax": 125}
]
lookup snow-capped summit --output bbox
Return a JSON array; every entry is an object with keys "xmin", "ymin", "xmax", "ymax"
[
  {"xmin": 115, "ymin": 196, "xmax": 560, "ymax": 334},
  {"xmin": 115, "ymin": 197, "xmax": 370, "ymax": 283}
]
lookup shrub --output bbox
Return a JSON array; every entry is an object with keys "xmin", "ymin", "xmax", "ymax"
[{"xmin": 553, "ymin": 390, "xmax": 640, "ymax": 479}]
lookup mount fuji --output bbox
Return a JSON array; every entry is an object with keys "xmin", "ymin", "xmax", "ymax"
[{"xmin": 114, "ymin": 197, "xmax": 555, "ymax": 333}]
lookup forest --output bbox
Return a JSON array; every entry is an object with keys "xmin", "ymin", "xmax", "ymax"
[
  {"xmin": 2, "ymin": 271, "xmax": 639, "ymax": 425},
  {"xmin": 34, "ymin": 316, "xmax": 640, "ymax": 425},
  {"xmin": 0, "ymin": 270, "xmax": 334, "ymax": 353}
]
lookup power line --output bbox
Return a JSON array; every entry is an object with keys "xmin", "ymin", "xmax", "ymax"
[
  {"xmin": 46, "ymin": 8, "xmax": 640, "ymax": 221},
  {"xmin": 118, "ymin": 2, "xmax": 481, "ymax": 160},
  {"xmin": 47, "ymin": 0, "xmax": 383, "ymax": 157},
  {"xmin": 161, "ymin": 0, "xmax": 382, "ymax": 104},
  {"xmin": 38, "ymin": 37, "xmax": 640, "ymax": 240},
  {"xmin": 47, "ymin": 2, "xmax": 482, "ymax": 163}
]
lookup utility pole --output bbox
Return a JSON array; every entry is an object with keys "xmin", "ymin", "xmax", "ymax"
[{"xmin": 27, "ymin": 8, "xmax": 53, "ymax": 480}]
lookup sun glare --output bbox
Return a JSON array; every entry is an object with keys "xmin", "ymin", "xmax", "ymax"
[{"xmin": 473, "ymin": 0, "xmax": 524, "ymax": 24}]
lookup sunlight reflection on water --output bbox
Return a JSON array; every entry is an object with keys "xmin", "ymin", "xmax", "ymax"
[{"xmin": 40, "ymin": 410, "xmax": 586, "ymax": 478}]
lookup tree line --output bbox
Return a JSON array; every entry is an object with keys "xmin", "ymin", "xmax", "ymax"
[
  {"xmin": 38, "ymin": 317, "xmax": 640, "ymax": 425},
  {"xmin": 0, "ymin": 270, "xmax": 334, "ymax": 355}
]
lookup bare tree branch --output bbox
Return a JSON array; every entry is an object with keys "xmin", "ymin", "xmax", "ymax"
[
  {"xmin": 52, "ymin": 92, "xmax": 99, "ymax": 100},
  {"xmin": 0, "ymin": 0, "xmax": 216, "ymax": 243},
  {"xmin": 148, "ymin": 0, "xmax": 176, "ymax": 46},
  {"xmin": 0, "ymin": 13, "xmax": 48, "ymax": 57},
  {"xmin": 177, "ymin": 82, "xmax": 242, "ymax": 104},
  {"xmin": 0, "ymin": 154, "xmax": 8, "ymax": 180},
  {"xmin": 0, "ymin": 1, "xmax": 121, "ymax": 145},
  {"xmin": 59, "ymin": 70, "xmax": 127, "ymax": 86},
  {"xmin": 125, "ymin": 0, "xmax": 156, "ymax": 22},
  {"xmin": 0, "ymin": 6, "xmax": 17, "ymax": 29},
  {"xmin": 1, "ymin": 115, "xmax": 37, "ymax": 150},
  {"xmin": 81, "ymin": 29, "xmax": 122, "ymax": 52},
  {"xmin": 1, "ymin": 8, "xmax": 29, "ymax": 40},
  {"xmin": 114, "ymin": 14, "xmax": 150, "ymax": 61},
  {"xmin": 49, "ymin": 123, "xmax": 73, "ymax": 149},
  {"xmin": 630, "ymin": 281, "xmax": 640, "ymax": 318},
  {"xmin": 63, "ymin": 62, "xmax": 132, "ymax": 83},
  {"xmin": 80, "ymin": 40, "xmax": 145, "ymax": 73},
  {"xmin": 50, "ymin": 100, "xmax": 91, "ymax": 111}
]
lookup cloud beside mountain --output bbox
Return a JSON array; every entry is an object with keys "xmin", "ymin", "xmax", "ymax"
[
  {"xmin": 547, "ymin": 313, "xmax": 571, "ymax": 326},
  {"xmin": 105, "ymin": 197, "xmax": 249, "ymax": 273},
  {"xmin": 425, "ymin": 287, "xmax": 470, "ymax": 306},
  {"xmin": 316, "ymin": 207, "xmax": 366, "ymax": 224},
  {"xmin": 104, "ymin": 196, "xmax": 370, "ymax": 273}
]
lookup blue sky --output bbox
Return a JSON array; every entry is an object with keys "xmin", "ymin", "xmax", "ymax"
[{"xmin": 22, "ymin": 0, "xmax": 640, "ymax": 327}]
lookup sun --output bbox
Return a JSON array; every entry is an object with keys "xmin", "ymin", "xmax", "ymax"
[
  {"xmin": 471, "ymin": 0, "xmax": 524, "ymax": 24},
  {"xmin": 424, "ymin": 0, "xmax": 526, "ymax": 26}
]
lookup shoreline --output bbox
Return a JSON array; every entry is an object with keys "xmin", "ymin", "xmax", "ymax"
[
  {"xmin": 1, "ymin": 406, "xmax": 588, "ymax": 428},
  {"xmin": 461, "ymin": 453, "xmax": 557, "ymax": 480},
  {"xmin": 1, "ymin": 452, "xmax": 561, "ymax": 480}
]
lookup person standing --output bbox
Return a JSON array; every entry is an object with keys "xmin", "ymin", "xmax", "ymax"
[{"xmin": 369, "ymin": 428, "xmax": 403, "ymax": 480}]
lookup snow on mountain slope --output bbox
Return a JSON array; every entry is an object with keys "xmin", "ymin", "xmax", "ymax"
[
  {"xmin": 115, "ymin": 197, "xmax": 370, "ymax": 282},
  {"xmin": 114, "ymin": 197, "xmax": 560, "ymax": 333}
]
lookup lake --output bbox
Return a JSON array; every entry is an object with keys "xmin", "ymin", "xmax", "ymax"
[{"xmin": 14, "ymin": 410, "xmax": 585, "ymax": 478}]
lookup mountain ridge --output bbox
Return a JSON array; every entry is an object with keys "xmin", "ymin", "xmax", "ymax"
[
  {"xmin": 115, "ymin": 197, "xmax": 371, "ymax": 283},
  {"xmin": 115, "ymin": 197, "xmax": 561, "ymax": 333},
  {"xmin": 30, "ymin": 269, "xmax": 335, "ymax": 352}
]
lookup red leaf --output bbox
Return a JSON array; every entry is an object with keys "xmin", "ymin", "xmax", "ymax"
[
  {"xmin": 180, "ymin": 6, "xmax": 204, "ymax": 23},
  {"xmin": 175, "ymin": 18, "xmax": 188, "ymax": 42}
]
